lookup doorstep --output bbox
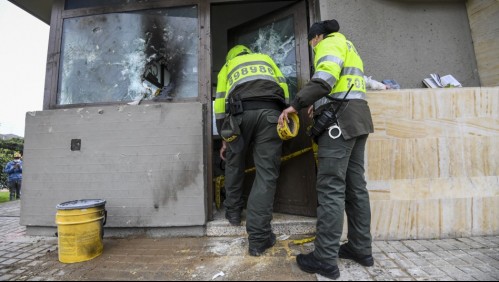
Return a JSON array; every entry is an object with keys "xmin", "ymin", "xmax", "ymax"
[{"xmin": 206, "ymin": 208, "xmax": 317, "ymax": 237}]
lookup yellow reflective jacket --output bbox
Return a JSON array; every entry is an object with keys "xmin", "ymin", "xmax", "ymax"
[
  {"xmin": 214, "ymin": 53, "xmax": 289, "ymax": 121},
  {"xmin": 312, "ymin": 32, "xmax": 366, "ymax": 110}
]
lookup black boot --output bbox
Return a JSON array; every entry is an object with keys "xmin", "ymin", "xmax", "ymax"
[
  {"xmin": 296, "ymin": 252, "xmax": 340, "ymax": 280},
  {"xmin": 248, "ymin": 233, "xmax": 276, "ymax": 256},
  {"xmin": 338, "ymin": 243, "xmax": 374, "ymax": 266},
  {"xmin": 225, "ymin": 210, "xmax": 242, "ymax": 226}
]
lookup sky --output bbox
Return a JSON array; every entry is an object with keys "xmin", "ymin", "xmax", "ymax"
[{"xmin": 0, "ymin": 1, "xmax": 49, "ymax": 137}]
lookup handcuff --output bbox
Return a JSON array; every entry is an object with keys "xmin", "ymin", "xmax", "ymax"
[
  {"xmin": 324, "ymin": 84, "xmax": 353, "ymax": 140},
  {"xmin": 328, "ymin": 124, "xmax": 342, "ymax": 139}
]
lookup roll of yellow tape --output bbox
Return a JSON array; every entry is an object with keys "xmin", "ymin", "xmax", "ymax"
[{"xmin": 277, "ymin": 112, "xmax": 300, "ymax": 140}]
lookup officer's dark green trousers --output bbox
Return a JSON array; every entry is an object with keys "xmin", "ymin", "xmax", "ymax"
[
  {"xmin": 314, "ymin": 133, "xmax": 372, "ymax": 266},
  {"xmin": 223, "ymin": 109, "xmax": 282, "ymax": 248}
]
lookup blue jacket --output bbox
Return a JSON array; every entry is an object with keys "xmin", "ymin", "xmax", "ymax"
[{"xmin": 3, "ymin": 160, "xmax": 23, "ymax": 182}]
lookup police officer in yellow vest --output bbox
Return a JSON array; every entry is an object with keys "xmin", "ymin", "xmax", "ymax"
[
  {"xmin": 279, "ymin": 20, "xmax": 374, "ymax": 279},
  {"xmin": 215, "ymin": 45, "xmax": 289, "ymax": 256}
]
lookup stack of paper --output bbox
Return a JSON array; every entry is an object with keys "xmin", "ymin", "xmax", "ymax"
[
  {"xmin": 440, "ymin": 75, "xmax": 462, "ymax": 87},
  {"xmin": 423, "ymin": 73, "xmax": 462, "ymax": 88}
]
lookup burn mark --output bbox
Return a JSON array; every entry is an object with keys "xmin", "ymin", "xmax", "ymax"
[
  {"xmin": 152, "ymin": 159, "xmax": 201, "ymax": 208},
  {"xmin": 58, "ymin": 7, "xmax": 198, "ymax": 105}
]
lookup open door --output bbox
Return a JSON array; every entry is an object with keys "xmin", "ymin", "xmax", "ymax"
[{"xmin": 228, "ymin": 0, "xmax": 317, "ymax": 217}]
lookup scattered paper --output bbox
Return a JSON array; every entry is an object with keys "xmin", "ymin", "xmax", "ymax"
[
  {"xmin": 212, "ymin": 271, "xmax": 225, "ymax": 280},
  {"xmin": 277, "ymin": 235, "xmax": 291, "ymax": 241},
  {"xmin": 423, "ymin": 73, "xmax": 462, "ymax": 88},
  {"xmin": 440, "ymin": 74, "xmax": 462, "ymax": 87}
]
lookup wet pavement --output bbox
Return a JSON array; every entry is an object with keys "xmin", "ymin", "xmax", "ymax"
[{"xmin": 1, "ymin": 200, "xmax": 499, "ymax": 281}]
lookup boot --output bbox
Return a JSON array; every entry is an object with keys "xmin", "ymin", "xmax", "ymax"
[
  {"xmin": 296, "ymin": 252, "xmax": 340, "ymax": 280},
  {"xmin": 338, "ymin": 243, "xmax": 374, "ymax": 266},
  {"xmin": 225, "ymin": 210, "xmax": 242, "ymax": 226},
  {"xmin": 249, "ymin": 233, "xmax": 276, "ymax": 256}
]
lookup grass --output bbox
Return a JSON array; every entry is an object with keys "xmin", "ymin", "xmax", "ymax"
[{"xmin": 0, "ymin": 190, "xmax": 9, "ymax": 203}]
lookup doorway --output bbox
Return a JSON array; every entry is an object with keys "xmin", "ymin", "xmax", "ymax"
[{"xmin": 210, "ymin": 0, "xmax": 317, "ymax": 218}]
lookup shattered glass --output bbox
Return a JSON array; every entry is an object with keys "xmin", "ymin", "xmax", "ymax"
[
  {"xmin": 58, "ymin": 6, "xmax": 198, "ymax": 105},
  {"xmin": 234, "ymin": 16, "xmax": 298, "ymax": 99}
]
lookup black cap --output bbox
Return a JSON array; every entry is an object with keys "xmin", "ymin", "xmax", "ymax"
[{"xmin": 307, "ymin": 19, "xmax": 340, "ymax": 41}]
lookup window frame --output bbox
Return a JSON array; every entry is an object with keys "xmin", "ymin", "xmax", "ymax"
[
  {"xmin": 45, "ymin": 0, "xmax": 204, "ymax": 110},
  {"xmin": 44, "ymin": 0, "xmax": 316, "ymax": 110}
]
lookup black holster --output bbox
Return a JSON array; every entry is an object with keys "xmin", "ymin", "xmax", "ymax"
[
  {"xmin": 226, "ymin": 97, "xmax": 244, "ymax": 116},
  {"xmin": 229, "ymin": 100, "xmax": 244, "ymax": 115}
]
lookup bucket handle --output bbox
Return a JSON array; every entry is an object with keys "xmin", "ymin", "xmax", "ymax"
[
  {"xmin": 101, "ymin": 210, "xmax": 107, "ymax": 239},
  {"xmin": 102, "ymin": 210, "xmax": 108, "ymax": 226}
]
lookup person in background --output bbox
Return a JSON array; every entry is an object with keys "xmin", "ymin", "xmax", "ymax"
[
  {"xmin": 279, "ymin": 19, "xmax": 374, "ymax": 279},
  {"xmin": 4, "ymin": 152, "xmax": 23, "ymax": 201},
  {"xmin": 215, "ymin": 45, "xmax": 289, "ymax": 256}
]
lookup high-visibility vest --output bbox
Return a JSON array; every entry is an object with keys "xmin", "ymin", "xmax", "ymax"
[
  {"xmin": 312, "ymin": 32, "xmax": 366, "ymax": 110},
  {"xmin": 214, "ymin": 53, "xmax": 289, "ymax": 121}
]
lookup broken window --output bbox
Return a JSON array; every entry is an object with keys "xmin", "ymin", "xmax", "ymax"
[
  {"xmin": 58, "ymin": 6, "xmax": 198, "ymax": 105},
  {"xmin": 233, "ymin": 16, "xmax": 298, "ymax": 99}
]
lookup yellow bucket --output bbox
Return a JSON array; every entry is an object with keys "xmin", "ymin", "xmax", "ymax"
[{"xmin": 55, "ymin": 199, "xmax": 107, "ymax": 263}]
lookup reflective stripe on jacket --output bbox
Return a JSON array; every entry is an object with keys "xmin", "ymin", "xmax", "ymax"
[
  {"xmin": 312, "ymin": 32, "xmax": 366, "ymax": 110},
  {"xmin": 214, "ymin": 53, "xmax": 289, "ymax": 121}
]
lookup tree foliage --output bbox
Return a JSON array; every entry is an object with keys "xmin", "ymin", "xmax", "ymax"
[{"xmin": 0, "ymin": 138, "xmax": 24, "ymax": 188}]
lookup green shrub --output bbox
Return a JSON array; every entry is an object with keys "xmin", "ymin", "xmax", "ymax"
[{"xmin": 0, "ymin": 191, "xmax": 9, "ymax": 204}]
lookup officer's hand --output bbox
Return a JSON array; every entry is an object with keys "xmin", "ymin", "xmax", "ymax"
[
  {"xmin": 220, "ymin": 141, "xmax": 227, "ymax": 161},
  {"xmin": 278, "ymin": 106, "xmax": 297, "ymax": 127},
  {"xmin": 307, "ymin": 106, "xmax": 314, "ymax": 118}
]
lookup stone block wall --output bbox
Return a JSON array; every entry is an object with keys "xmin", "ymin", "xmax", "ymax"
[
  {"xmin": 366, "ymin": 87, "xmax": 498, "ymax": 239},
  {"xmin": 467, "ymin": 0, "xmax": 499, "ymax": 86}
]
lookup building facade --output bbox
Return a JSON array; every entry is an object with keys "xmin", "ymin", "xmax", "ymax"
[{"xmin": 9, "ymin": 0, "xmax": 498, "ymax": 239}]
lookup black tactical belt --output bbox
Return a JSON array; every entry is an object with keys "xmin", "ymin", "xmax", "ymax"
[{"xmin": 242, "ymin": 101, "xmax": 283, "ymax": 112}]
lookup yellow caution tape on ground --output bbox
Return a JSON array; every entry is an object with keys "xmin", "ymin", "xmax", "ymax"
[{"xmin": 292, "ymin": 236, "xmax": 316, "ymax": 245}]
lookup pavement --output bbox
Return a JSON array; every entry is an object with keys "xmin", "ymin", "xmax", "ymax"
[{"xmin": 1, "ymin": 200, "xmax": 499, "ymax": 281}]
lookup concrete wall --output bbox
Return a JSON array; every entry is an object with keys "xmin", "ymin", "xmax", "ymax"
[
  {"xmin": 366, "ymin": 87, "xmax": 499, "ymax": 240},
  {"xmin": 20, "ymin": 103, "xmax": 206, "ymax": 230},
  {"xmin": 318, "ymin": 0, "xmax": 480, "ymax": 89},
  {"xmin": 466, "ymin": 0, "xmax": 499, "ymax": 87}
]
